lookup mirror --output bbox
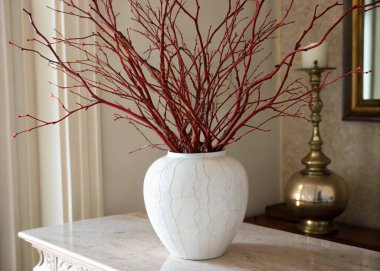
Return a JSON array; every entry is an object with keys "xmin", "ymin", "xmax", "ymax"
[{"xmin": 343, "ymin": 0, "xmax": 380, "ymax": 121}]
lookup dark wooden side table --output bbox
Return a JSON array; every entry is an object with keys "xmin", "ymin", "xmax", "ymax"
[{"xmin": 244, "ymin": 203, "xmax": 380, "ymax": 252}]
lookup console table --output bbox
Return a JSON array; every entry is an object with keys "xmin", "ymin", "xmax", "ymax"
[{"xmin": 19, "ymin": 213, "xmax": 380, "ymax": 271}]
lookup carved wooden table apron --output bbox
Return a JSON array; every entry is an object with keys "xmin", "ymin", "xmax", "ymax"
[{"xmin": 19, "ymin": 213, "xmax": 380, "ymax": 271}]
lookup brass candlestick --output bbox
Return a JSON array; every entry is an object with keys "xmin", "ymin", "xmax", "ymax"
[{"xmin": 285, "ymin": 61, "xmax": 349, "ymax": 235}]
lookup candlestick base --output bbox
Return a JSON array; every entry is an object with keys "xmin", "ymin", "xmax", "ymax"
[
  {"xmin": 285, "ymin": 170, "xmax": 349, "ymax": 235},
  {"xmin": 296, "ymin": 220, "xmax": 338, "ymax": 235}
]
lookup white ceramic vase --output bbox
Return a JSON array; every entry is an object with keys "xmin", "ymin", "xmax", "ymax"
[{"xmin": 144, "ymin": 151, "xmax": 249, "ymax": 260}]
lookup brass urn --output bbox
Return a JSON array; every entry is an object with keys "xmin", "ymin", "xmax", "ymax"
[{"xmin": 285, "ymin": 62, "xmax": 349, "ymax": 235}]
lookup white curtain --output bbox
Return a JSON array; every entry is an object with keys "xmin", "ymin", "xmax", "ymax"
[
  {"xmin": 1, "ymin": 0, "xmax": 40, "ymax": 269},
  {"xmin": 0, "ymin": 0, "xmax": 104, "ymax": 270}
]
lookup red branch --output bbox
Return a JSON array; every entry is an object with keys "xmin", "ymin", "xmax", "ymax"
[{"xmin": 11, "ymin": 0, "xmax": 380, "ymax": 152}]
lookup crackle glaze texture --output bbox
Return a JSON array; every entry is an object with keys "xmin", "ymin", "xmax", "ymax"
[
  {"xmin": 144, "ymin": 151, "xmax": 249, "ymax": 260},
  {"xmin": 280, "ymin": 0, "xmax": 380, "ymax": 229}
]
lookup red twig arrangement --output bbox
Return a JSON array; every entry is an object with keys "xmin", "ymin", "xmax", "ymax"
[{"xmin": 11, "ymin": 0, "xmax": 379, "ymax": 153}]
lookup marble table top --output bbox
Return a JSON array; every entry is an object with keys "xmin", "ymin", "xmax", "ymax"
[{"xmin": 19, "ymin": 213, "xmax": 380, "ymax": 271}]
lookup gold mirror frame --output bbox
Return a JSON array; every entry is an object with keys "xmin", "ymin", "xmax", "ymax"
[{"xmin": 343, "ymin": 0, "xmax": 380, "ymax": 121}]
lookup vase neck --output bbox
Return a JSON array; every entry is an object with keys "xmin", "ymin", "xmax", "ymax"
[{"xmin": 167, "ymin": 151, "xmax": 226, "ymax": 159}]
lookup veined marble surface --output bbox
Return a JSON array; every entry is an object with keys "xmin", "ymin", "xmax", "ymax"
[{"xmin": 19, "ymin": 213, "xmax": 380, "ymax": 271}]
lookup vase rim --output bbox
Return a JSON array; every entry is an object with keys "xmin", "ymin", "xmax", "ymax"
[{"xmin": 167, "ymin": 150, "xmax": 226, "ymax": 158}]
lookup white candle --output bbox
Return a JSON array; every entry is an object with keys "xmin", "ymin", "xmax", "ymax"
[{"xmin": 301, "ymin": 42, "xmax": 328, "ymax": 68}]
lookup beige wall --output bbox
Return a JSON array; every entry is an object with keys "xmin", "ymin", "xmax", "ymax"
[
  {"xmin": 280, "ymin": 0, "xmax": 380, "ymax": 229},
  {"xmin": 102, "ymin": 0, "xmax": 280, "ymax": 217}
]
